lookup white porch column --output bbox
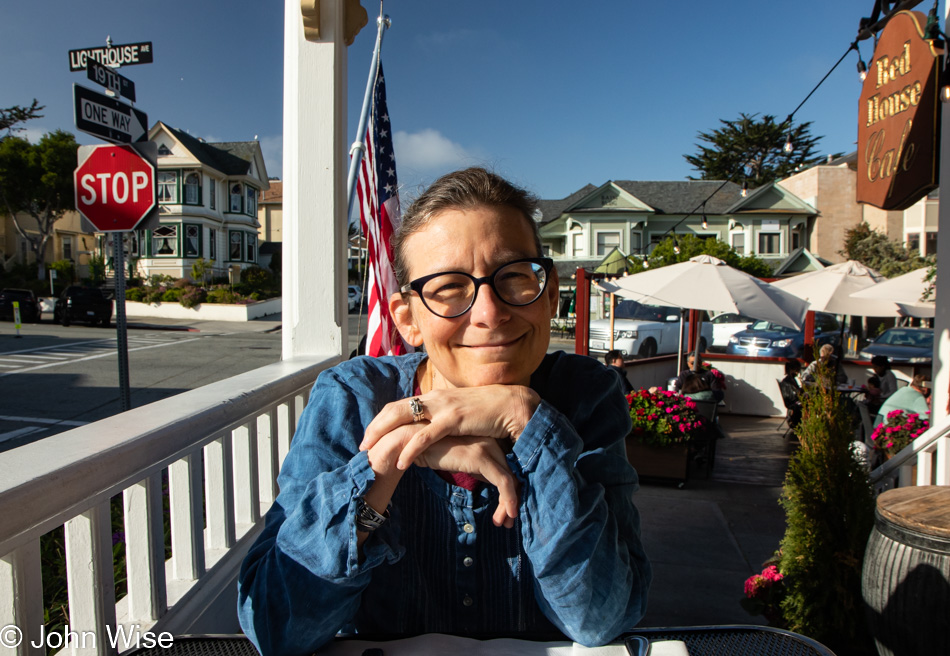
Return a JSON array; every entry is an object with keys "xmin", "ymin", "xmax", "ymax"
[
  {"xmin": 934, "ymin": 3, "xmax": 950, "ymax": 425},
  {"xmin": 282, "ymin": 0, "xmax": 350, "ymax": 359}
]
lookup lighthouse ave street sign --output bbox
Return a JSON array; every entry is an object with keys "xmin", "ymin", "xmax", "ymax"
[
  {"xmin": 74, "ymin": 144, "xmax": 157, "ymax": 233},
  {"xmin": 73, "ymin": 84, "xmax": 147, "ymax": 144},
  {"xmin": 68, "ymin": 41, "xmax": 153, "ymax": 72}
]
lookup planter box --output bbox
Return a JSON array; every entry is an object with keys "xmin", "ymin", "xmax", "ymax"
[
  {"xmin": 119, "ymin": 297, "xmax": 281, "ymax": 322},
  {"xmin": 625, "ymin": 437, "xmax": 690, "ymax": 483}
]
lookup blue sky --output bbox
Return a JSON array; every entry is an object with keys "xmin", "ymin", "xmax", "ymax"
[{"xmin": 1, "ymin": 1, "xmax": 931, "ymax": 201}]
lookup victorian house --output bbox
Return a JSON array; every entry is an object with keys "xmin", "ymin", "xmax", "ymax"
[{"xmin": 114, "ymin": 122, "xmax": 270, "ymax": 280}]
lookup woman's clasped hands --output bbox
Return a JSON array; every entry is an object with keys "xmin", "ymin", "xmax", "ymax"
[{"xmin": 360, "ymin": 384, "xmax": 540, "ymax": 529}]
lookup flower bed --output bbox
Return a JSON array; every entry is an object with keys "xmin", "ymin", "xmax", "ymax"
[
  {"xmin": 870, "ymin": 409, "xmax": 929, "ymax": 459},
  {"xmin": 625, "ymin": 388, "xmax": 705, "ymax": 447},
  {"xmin": 120, "ymin": 297, "xmax": 281, "ymax": 322}
]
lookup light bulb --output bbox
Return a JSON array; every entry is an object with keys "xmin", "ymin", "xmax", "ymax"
[
  {"xmin": 702, "ymin": 217, "xmax": 708, "ymax": 230},
  {"xmin": 783, "ymin": 137, "xmax": 793, "ymax": 154},
  {"xmin": 857, "ymin": 59, "xmax": 868, "ymax": 81},
  {"xmin": 942, "ymin": 86, "xmax": 950, "ymax": 103},
  {"xmin": 673, "ymin": 245, "xmax": 680, "ymax": 255}
]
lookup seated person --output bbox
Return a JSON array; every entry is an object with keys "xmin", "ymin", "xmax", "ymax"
[
  {"xmin": 605, "ymin": 349, "xmax": 634, "ymax": 394},
  {"xmin": 801, "ymin": 344, "xmax": 847, "ymax": 388},
  {"xmin": 681, "ymin": 372, "xmax": 716, "ymax": 402},
  {"xmin": 675, "ymin": 353, "xmax": 724, "ymax": 402},
  {"xmin": 237, "ymin": 168, "xmax": 651, "ymax": 656},
  {"xmin": 870, "ymin": 355, "xmax": 898, "ymax": 401},
  {"xmin": 779, "ymin": 360, "xmax": 803, "ymax": 429},
  {"xmin": 875, "ymin": 374, "xmax": 931, "ymax": 427},
  {"xmin": 862, "ymin": 375, "xmax": 883, "ymax": 416}
]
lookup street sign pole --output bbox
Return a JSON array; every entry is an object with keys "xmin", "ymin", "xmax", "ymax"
[{"xmin": 113, "ymin": 233, "xmax": 131, "ymax": 412}]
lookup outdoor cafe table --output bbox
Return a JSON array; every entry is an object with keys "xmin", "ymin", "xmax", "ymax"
[{"xmin": 121, "ymin": 627, "xmax": 837, "ymax": 655}]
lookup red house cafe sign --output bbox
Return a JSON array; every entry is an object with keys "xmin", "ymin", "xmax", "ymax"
[{"xmin": 857, "ymin": 10, "xmax": 943, "ymax": 211}]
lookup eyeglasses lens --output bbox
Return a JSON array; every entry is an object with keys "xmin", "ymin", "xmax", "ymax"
[{"xmin": 420, "ymin": 261, "xmax": 547, "ymax": 318}]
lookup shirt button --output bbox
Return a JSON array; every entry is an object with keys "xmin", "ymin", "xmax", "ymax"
[
  {"xmin": 463, "ymin": 557, "xmax": 474, "ymax": 567},
  {"xmin": 462, "ymin": 595, "xmax": 474, "ymax": 607},
  {"xmin": 462, "ymin": 523, "xmax": 474, "ymax": 534}
]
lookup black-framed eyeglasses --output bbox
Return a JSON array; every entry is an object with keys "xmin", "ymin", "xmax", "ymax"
[{"xmin": 400, "ymin": 257, "xmax": 554, "ymax": 319}]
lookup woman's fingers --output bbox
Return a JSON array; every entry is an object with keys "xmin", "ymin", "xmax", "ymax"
[{"xmin": 361, "ymin": 397, "xmax": 421, "ymax": 452}]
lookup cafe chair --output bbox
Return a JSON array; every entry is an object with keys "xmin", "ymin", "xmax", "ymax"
[
  {"xmin": 689, "ymin": 399, "xmax": 723, "ymax": 475},
  {"xmin": 776, "ymin": 379, "xmax": 801, "ymax": 441}
]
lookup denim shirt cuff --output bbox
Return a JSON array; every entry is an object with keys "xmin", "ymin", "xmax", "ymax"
[
  {"xmin": 345, "ymin": 450, "xmax": 403, "ymax": 576},
  {"xmin": 510, "ymin": 400, "xmax": 582, "ymax": 476}
]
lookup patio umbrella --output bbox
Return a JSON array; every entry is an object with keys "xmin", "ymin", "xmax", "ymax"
[
  {"xmin": 771, "ymin": 260, "xmax": 900, "ymax": 317},
  {"xmin": 599, "ymin": 254, "xmax": 810, "ymax": 372},
  {"xmin": 850, "ymin": 267, "xmax": 935, "ymax": 318}
]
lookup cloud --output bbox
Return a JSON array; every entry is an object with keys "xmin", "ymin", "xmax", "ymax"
[{"xmin": 393, "ymin": 129, "xmax": 477, "ymax": 172}]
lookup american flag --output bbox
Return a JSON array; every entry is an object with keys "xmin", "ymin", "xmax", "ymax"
[{"xmin": 356, "ymin": 63, "xmax": 412, "ymax": 357}]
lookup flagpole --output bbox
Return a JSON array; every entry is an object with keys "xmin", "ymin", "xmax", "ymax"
[{"xmin": 346, "ymin": 7, "xmax": 390, "ymax": 218}]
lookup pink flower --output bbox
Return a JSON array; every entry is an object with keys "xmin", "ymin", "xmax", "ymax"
[{"xmin": 761, "ymin": 566, "xmax": 783, "ymax": 582}]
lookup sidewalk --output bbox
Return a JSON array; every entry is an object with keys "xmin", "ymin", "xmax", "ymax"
[
  {"xmin": 121, "ymin": 312, "xmax": 282, "ymax": 334},
  {"xmin": 635, "ymin": 414, "xmax": 792, "ymax": 628}
]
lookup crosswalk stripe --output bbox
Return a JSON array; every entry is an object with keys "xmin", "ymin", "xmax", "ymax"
[{"xmin": 0, "ymin": 426, "xmax": 44, "ymax": 442}]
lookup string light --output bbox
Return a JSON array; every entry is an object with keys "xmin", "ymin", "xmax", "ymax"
[
  {"xmin": 701, "ymin": 204, "xmax": 708, "ymax": 230},
  {"xmin": 783, "ymin": 131, "xmax": 794, "ymax": 154},
  {"xmin": 740, "ymin": 181, "xmax": 749, "ymax": 198}
]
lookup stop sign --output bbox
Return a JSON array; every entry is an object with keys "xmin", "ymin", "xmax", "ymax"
[{"xmin": 74, "ymin": 144, "xmax": 156, "ymax": 232}]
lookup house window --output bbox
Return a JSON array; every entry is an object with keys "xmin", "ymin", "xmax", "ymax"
[
  {"xmin": 758, "ymin": 233, "xmax": 780, "ymax": 254},
  {"xmin": 129, "ymin": 231, "xmax": 141, "ymax": 257},
  {"xmin": 230, "ymin": 183, "xmax": 243, "ymax": 213},
  {"xmin": 157, "ymin": 144, "xmax": 172, "ymax": 156},
  {"xmin": 792, "ymin": 229, "xmax": 801, "ymax": 251},
  {"xmin": 246, "ymin": 186, "xmax": 257, "ymax": 216},
  {"xmin": 572, "ymin": 233, "xmax": 584, "ymax": 255},
  {"xmin": 630, "ymin": 230, "xmax": 642, "ymax": 253},
  {"xmin": 906, "ymin": 233, "xmax": 921, "ymax": 252},
  {"xmin": 184, "ymin": 171, "xmax": 201, "ymax": 205},
  {"xmin": 209, "ymin": 179, "xmax": 216, "ymax": 210},
  {"xmin": 62, "ymin": 236, "xmax": 73, "ymax": 260},
  {"xmin": 158, "ymin": 172, "xmax": 178, "ymax": 203},
  {"xmin": 731, "ymin": 233, "xmax": 745, "ymax": 255},
  {"xmin": 246, "ymin": 234, "xmax": 257, "ymax": 262},
  {"xmin": 229, "ymin": 231, "xmax": 243, "ymax": 260},
  {"xmin": 209, "ymin": 228, "xmax": 216, "ymax": 260},
  {"xmin": 925, "ymin": 232, "xmax": 937, "ymax": 256},
  {"xmin": 596, "ymin": 231, "xmax": 621, "ymax": 257},
  {"xmin": 152, "ymin": 225, "xmax": 179, "ymax": 257},
  {"xmin": 184, "ymin": 225, "xmax": 200, "ymax": 258}
]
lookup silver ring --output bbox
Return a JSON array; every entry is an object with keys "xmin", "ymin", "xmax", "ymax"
[{"xmin": 409, "ymin": 397, "xmax": 425, "ymax": 423}]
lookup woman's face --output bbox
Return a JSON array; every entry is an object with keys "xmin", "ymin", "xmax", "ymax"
[{"xmin": 391, "ymin": 205, "xmax": 557, "ymax": 388}]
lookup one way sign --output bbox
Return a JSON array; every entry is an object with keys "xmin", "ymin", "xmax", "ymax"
[{"xmin": 73, "ymin": 84, "xmax": 148, "ymax": 144}]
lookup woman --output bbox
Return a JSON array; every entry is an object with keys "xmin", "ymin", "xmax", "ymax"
[
  {"xmin": 237, "ymin": 168, "xmax": 651, "ymax": 655},
  {"xmin": 680, "ymin": 371, "xmax": 716, "ymax": 402}
]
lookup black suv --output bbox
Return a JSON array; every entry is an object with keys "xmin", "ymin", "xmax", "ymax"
[
  {"xmin": 54, "ymin": 286, "xmax": 112, "ymax": 327},
  {"xmin": 0, "ymin": 288, "xmax": 41, "ymax": 323}
]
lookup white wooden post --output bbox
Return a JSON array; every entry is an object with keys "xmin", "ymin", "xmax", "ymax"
[
  {"xmin": 169, "ymin": 455, "xmax": 205, "ymax": 580},
  {"xmin": 204, "ymin": 435, "xmax": 236, "ymax": 550},
  {"xmin": 0, "ymin": 542, "xmax": 44, "ymax": 656},
  {"xmin": 282, "ymin": 0, "xmax": 350, "ymax": 359},
  {"xmin": 257, "ymin": 409, "xmax": 280, "ymax": 505},
  {"xmin": 65, "ymin": 502, "xmax": 116, "ymax": 655},
  {"xmin": 232, "ymin": 422, "xmax": 260, "ymax": 527},
  {"xmin": 122, "ymin": 474, "xmax": 167, "ymax": 621},
  {"xmin": 933, "ymin": 3, "xmax": 950, "ymax": 427}
]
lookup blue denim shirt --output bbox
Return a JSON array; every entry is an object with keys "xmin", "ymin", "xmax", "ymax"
[{"xmin": 237, "ymin": 351, "xmax": 650, "ymax": 656}]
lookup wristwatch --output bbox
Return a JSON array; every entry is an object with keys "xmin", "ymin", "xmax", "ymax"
[{"xmin": 355, "ymin": 496, "xmax": 389, "ymax": 533}]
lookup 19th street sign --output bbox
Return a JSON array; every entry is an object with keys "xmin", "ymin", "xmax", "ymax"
[
  {"xmin": 74, "ymin": 144, "xmax": 156, "ymax": 232},
  {"xmin": 86, "ymin": 59, "xmax": 136, "ymax": 102},
  {"xmin": 73, "ymin": 84, "xmax": 148, "ymax": 144}
]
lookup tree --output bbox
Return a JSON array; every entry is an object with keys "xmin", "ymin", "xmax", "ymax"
[
  {"xmin": 0, "ymin": 130, "xmax": 79, "ymax": 279},
  {"xmin": 839, "ymin": 221, "xmax": 932, "ymax": 278},
  {"xmin": 684, "ymin": 113, "xmax": 824, "ymax": 188},
  {"xmin": 640, "ymin": 234, "xmax": 773, "ymax": 277},
  {"xmin": 0, "ymin": 99, "xmax": 44, "ymax": 135}
]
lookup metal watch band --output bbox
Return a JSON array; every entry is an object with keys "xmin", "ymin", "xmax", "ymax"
[{"xmin": 355, "ymin": 497, "xmax": 389, "ymax": 533}]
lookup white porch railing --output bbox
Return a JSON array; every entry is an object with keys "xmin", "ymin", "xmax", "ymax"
[
  {"xmin": 0, "ymin": 356, "xmax": 336, "ymax": 655},
  {"xmin": 869, "ymin": 410, "xmax": 950, "ymax": 491}
]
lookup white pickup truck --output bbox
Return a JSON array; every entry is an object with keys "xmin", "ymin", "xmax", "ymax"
[{"xmin": 588, "ymin": 300, "xmax": 713, "ymax": 359}]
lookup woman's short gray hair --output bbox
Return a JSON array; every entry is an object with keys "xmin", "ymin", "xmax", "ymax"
[{"xmin": 392, "ymin": 167, "xmax": 542, "ymax": 286}]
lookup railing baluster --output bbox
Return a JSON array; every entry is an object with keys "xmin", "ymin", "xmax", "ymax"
[
  {"xmin": 204, "ymin": 435, "xmax": 235, "ymax": 550},
  {"xmin": 123, "ymin": 473, "xmax": 167, "ymax": 621},
  {"xmin": 233, "ymin": 421, "xmax": 260, "ymax": 527},
  {"xmin": 65, "ymin": 502, "xmax": 116, "ymax": 655},
  {"xmin": 936, "ymin": 436, "xmax": 950, "ymax": 485},
  {"xmin": 258, "ymin": 409, "xmax": 279, "ymax": 505},
  {"xmin": 169, "ymin": 454, "xmax": 205, "ymax": 580},
  {"xmin": 917, "ymin": 447, "xmax": 934, "ymax": 486},
  {"xmin": 0, "ymin": 541, "xmax": 45, "ymax": 656},
  {"xmin": 277, "ymin": 402, "xmax": 293, "ymax": 467}
]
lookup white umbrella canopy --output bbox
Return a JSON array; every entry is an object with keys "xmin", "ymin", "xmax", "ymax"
[
  {"xmin": 599, "ymin": 254, "xmax": 809, "ymax": 330},
  {"xmin": 771, "ymin": 260, "xmax": 901, "ymax": 317},
  {"xmin": 850, "ymin": 267, "xmax": 935, "ymax": 318}
]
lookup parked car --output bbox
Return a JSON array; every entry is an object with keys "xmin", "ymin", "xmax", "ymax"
[
  {"xmin": 0, "ymin": 288, "xmax": 42, "ymax": 323},
  {"xmin": 725, "ymin": 312, "xmax": 842, "ymax": 359},
  {"xmin": 54, "ymin": 286, "xmax": 113, "ymax": 327},
  {"xmin": 347, "ymin": 285, "xmax": 362, "ymax": 312},
  {"xmin": 859, "ymin": 327, "xmax": 933, "ymax": 364},
  {"xmin": 588, "ymin": 300, "xmax": 712, "ymax": 359},
  {"xmin": 708, "ymin": 312, "xmax": 755, "ymax": 352}
]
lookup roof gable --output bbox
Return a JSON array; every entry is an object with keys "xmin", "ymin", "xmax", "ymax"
[
  {"xmin": 536, "ymin": 183, "xmax": 598, "ymax": 224},
  {"xmin": 567, "ymin": 181, "xmax": 653, "ymax": 213},
  {"xmin": 148, "ymin": 122, "xmax": 269, "ymax": 186},
  {"xmin": 727, "ymin": 182, "xmax": 816, "ymax": 215}
]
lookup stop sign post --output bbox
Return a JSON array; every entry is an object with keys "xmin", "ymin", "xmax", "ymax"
[{"xmin": 74, "ymin": 143, "xmax": 157, "ymax": 412}]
